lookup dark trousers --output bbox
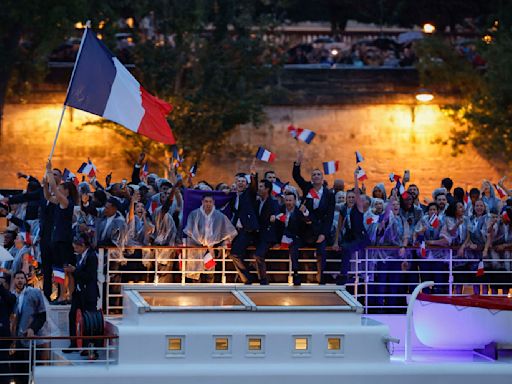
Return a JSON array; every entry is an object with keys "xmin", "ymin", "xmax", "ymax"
[
  {"xmin": 230, "ymin": 240, "xmax": 269, "ymax": 283},
  {"xmin": 0, "ymin": 333, "xmax": 12, "ymax": 384},
  {"xmin": 69, "ymin": 292, "xmax": 97, "ymax": 347},
  {"xmin": 290, "ymin": 238, "xmax": 326, "ymax": 283},
  {"xmin": 374, "ymin": 260, "xmax": 406, "ymax": 309},
  {"xmin": 340, "ymin": 238, "xmax": 369, "ymax": 282},
  {"xmin": 40, "ymin": 240, "xmax": 53, "ymax": 300}
]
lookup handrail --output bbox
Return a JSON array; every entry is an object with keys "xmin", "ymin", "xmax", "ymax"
[{"xmin": 0, "ymin": 335, "xmax": 118, "ymax": 341}]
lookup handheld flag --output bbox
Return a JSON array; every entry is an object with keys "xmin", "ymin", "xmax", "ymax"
[
  {"xmin": 65, "ymin": 27, "xmax": 175, "ymax": 145},
  {"xmin": 53, "ymin": 267, "xmax": 65, "ymax": 284},
  {"xmin": 502, "ymin": 210, "xmax": 510, "ymax": 224},
  {"xmin": 429, "ymin": 213, "xmax": 440, "ymax": 229},
  {"xmin": 63, "ymin": 168, "xmax": 79, "ymax": 186},
  {"xmin": 275, "ymin": 213, "xmax": 287, "ymax": 223},
  {"xmin": 77, "ymin": 159, "xmax": 97, "ymax": 177},
  {"xmin": 420, "ymin": 241, "xmax": 427, "ymax": 258},
  {"xmin": 307, "ymin": 188, "xmax": 320, "ymax": 201},
  {"xmin": 396, "ymin": 180, "xmax": 408, "ymax": 199},
  {"xmin": 189, "ymin": 162, "xmax": 198, "ymax": 178},
  {"xmin": 464, "ymin": 190, "xmax": 469, "ymax": 204},
  {"xmin": 288, "ymin": 125, "xmax": 315, "ymax": 144},
  {"xmin": 494, "ymin": 184, "xmax": 507, "ymax": 199},
  {"xmin": 476, "ymin": 259, "xmax": 485, "ymax": 277},
  {"xmin": 140, "ymin": 163, "xmax": 149, "ymax": 180},
  {"xmin": 365, "ymin": 214, "xmax": 379, "ymax": 225},
  {"xmin": 355, "ymin": 151, "xmax": 364, "ymax": 163},
  {"xmin": 322, "ymin": 161, "xmax": 339, "ymax": 175},
  {"xmin": 203, "ymin": 250, "xmax": 216, "ymax": 270},
  {"xmin": 280, "ymin": 235, "xmax": 293, "ymax": 249},
  {"xmin": 272, "ymin": 180, "xmax": 287, "ymax": 197},
  {"xmin": 356, "ymin": 166, "xmax": 368, "ymax": 182},
  {"xmin": 389, "ymin": 173, "xmax": 401, "ymax": 183},
  {"xmin": 255, "ymin": 147, "xmax": 276, "ymax": 163}
]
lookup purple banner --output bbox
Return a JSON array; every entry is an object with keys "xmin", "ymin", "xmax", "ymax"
[{"xmin": 182, "ymin": 189, "xmax": 235, "ymax": 229}]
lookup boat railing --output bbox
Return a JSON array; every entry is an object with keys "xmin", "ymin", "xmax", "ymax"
[
  {"xmin": 99, "ymin": 245, "xmax": 512, "ymax": 315},
  {"xmin": 0, "ymin": 335, "xmax": 119, "ymax": 383}
]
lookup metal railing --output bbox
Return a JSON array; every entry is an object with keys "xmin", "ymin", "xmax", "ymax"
[
  {"xmin": 0, "ymin": 335, "xmax": 118, "ymax": 384},
  {"xmin": 100, "ymin": 245, "xmax": 512, "ymax": 315}
]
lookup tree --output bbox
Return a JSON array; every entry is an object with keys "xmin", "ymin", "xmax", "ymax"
[
  {"xmin": 89, "ymin": 0, "xmax": 282, "ymax": 174},
  {"xmin": 415, "ymin": 3, "xmax": 512, "ymax": 170}
]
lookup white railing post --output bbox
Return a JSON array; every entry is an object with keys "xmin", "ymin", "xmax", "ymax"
[
  {"xmin": 365, "ymin": 248, "xmax": 369, "ymax": 314},
  {"xmin": 106, "ymin": 249, "xmax": 110, "ymax": 315},
  {"xmin": 354, "ymin": 251, "xmax": 359, "ymax": 299},
  {"xmin": 153, "ymin": 250, "xmax": 158, "ymax": 284},
  {"xmin": 98, "ymin": 248, "xmax": 105, "ymax": 310},
  {"xmin": 448, "ymin": 249, "xmax": 453, "ymax": 296},
  {"xmin": 181, "ymin": 249, "xmax": 186, "ymax": 285},
  {"xmin": 405, "ymin": 281, "xmax": 434, "ymax": 362},
  {"xmin": 221, "ymin": 248, "xmax": 227, "ymax": 284}
]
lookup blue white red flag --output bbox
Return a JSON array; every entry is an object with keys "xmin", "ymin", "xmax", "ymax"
[
  {"xmin": 355, "ymin": 151, "xmax": 364, "ymax": 163},
  {"xmin": 476, "ymin": 259, "xmax": 485, "ymax": 277},
  {"xmin": 275, "ymin": 213, "xmax": 287, "ymax": 223},
  {"xmin": 288, "ymin": 125, "xmax": 315, "ymax": 144},
  {"xmin": 429, "ymin": 213, "xmax": 440, "ymax": 229},
  {"xmin": 272, "ymin": 180, "xmax": 288, "ymax": 197},
  {"xmin": 203, "ymin": 250, "xmax": 216, "ymax": 270},
  {"xmin": 140, "ymin": 163, "xmax": 149, "ymax": 180},
  {"xmin": 255, "ymin": 147, "xmax": 276, "ymax": 162},
  {"xmin": 396, "ymin": 180, "xmax": 408, "ymax": 198},
  {"xmin": 53, "ymin": 267, "xmax": 65, "ymax": 284},
  {"xmin": 356, "ymin": 166, "xmax": 368, "ymax": 182},
  {"xmin": 189, "ymin": 162, "xmax": 198, "ymax": 178},
  {"xmin": 322, "ymin": 160, "xmax": 339, "ymax": 175},
  {"xmin": 420, "ymin": 241, "xmax": 427, "ymax": 258},
  {"xmin": 65, "ymin": 28, "xmax": 175, "ymax": 145},
  {"xmin": 389, "ymin": 173, "xmax": 400, "ymax": 182},
  {"xmin": 280, "ymin": 235, "xmax": 293, "ymax": 249},
  {"xmin": 63, "ymin": 168, "xmax": 79, "ymax": 186},
  {"xmin": 77, "ymin": 159, "xmax": 97, "ymax": 177},
  {"xmin": 494, "ymin": 184, "xmax": 507, "ymax": 199}
]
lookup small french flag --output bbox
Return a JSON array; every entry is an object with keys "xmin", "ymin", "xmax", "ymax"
[
  {"xmin": 464, "ymin": 190, "xmax": 469, "ymax": 204},
  {"xmin": 272, "ymin": 180, "xmax": 287, "ymax": 197},
  {"xmin": 280, "ymin": 235, "xmax": 293, "ymax": 249},
  {"xmin": 275, "ymin": 213, "xmax": 287, "ymax": 223},
  {"xmin": 476, "ymin": 259, "xmax": 485, "ymax": 277},
  {"xmin": 63, "ymin": 169, "xmax": 79, "ymax": 186},
  {"xmin": 355, "ymin": 151, "xmax": 364, "ymax": 163},
  {"xmin": 140, "ymin": 163, "xmax": 149, "ymax": 180},
  {"xmin": 288, "ymin": 125, "xmax": 315, "ymax": 144},
  {"xmin": 389, "ymin": 173, "xmax": 401, "ymax": 182},
  {"xmin": 494, "ymin": 183, "xmax": 507, "ymax": 199},
  {"xmin": 396, "ymin": 180, "xmax": 408, "ymax": 198},
  {"xmin": 53, "ymin": 267, "xmax": 65, "ymax": 284},
  {"xmin": 203, "ymin": 250, "xmax": 216, "ymax": 270},
  {"xmin": 356, "ymin": 166, "xmax": 368, "ymax": 182},
  {"xmin": 429, "ymin": 213, "xmax": 440, "ymax": 229},
  {"xmin": 420, "ymin": 241, "xmax": 427, "ymax": 258},
  {"xmin": 77, "ymin": 159, "xmax": 97, "ymax": 177},
  {"xmin": 503, "ymin": 211, "xmax": 511, "ymax": 224},
  {"xmin": 365, "ymin": 214, "xmax": 379, "ymax": 225},
  {"xmin": 322, "ymin": 160, "xmax": 339, "ymax": 175},
  {"xmin": 148, "ymin": 200, "xmax": 159, "ymax": 215},
  {"xmin": 189, "ymin": 162, "xmax": 198, "ymax": 177},
  {"xmin": 255, "ymin": 146, "xmax": 276, "ymax": 163}
]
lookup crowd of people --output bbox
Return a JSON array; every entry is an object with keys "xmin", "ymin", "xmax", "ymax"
[{"xmin": 1, "ymin": 149, "xmax": 512, "ymax": 368}]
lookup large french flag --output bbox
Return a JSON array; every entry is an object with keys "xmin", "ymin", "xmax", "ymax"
[
  {"xmin": 322, "ymin": 160, "xmax": 339, "ymax": 175},
  {"xmin": 65, "ymin": 28, "xmax": 175, "ymax": 145}
]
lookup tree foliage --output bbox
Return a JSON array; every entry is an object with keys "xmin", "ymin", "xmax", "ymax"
[{"xmin": 415, "ymin": 6, "xmax": 512, "ymax": 169}]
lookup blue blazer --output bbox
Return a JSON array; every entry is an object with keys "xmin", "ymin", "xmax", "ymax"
[
  {"xmin": 257, "ymin": 197, "xmax": 280, "ymax": 243},
  {"xmin": 231, "ymin": 174, "xmax": 259, "ymax": 232}
]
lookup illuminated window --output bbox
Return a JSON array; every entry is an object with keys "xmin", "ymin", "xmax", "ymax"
[
  {"xmin": 213, "ymin": 336, "xmax": 232, "ymax": 356},
  {"xmin": 327, "ymin": 337, "xmax": 341, "ymax": 350},
  {"xmin": 246, "ymin": 335, "xmax": 265, "ymax": 356},
  {"xmin": 215, "ymin": 337, "xmax": 229, "ymax": 351},
  {"xmin": 248, "ymin": 338, "xmax": 261, "ymax": 350},
  {"xmin": 168, "ymin": 338, "xmax": 182, "ymax": 351},
  {"xmin": 293, "ymin": 336, "xmax": 311, "ymax": 354},
  {"xmin": 166, "ymin": 336, "xmax": 185, "ymax": 356},
  {"xmin": 325, "ymin": 335, "xmax": 344, "ymax": 356}
]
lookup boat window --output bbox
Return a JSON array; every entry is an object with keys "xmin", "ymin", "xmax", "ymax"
[
  {"xmin": 293, "ymin": 336, "xmax": 311, "ymax": 355},
  {"xmin": 246, "ymin": 335, "xmax": 265, "ymax": 356},
  {"xmin": 214, "ymin": 336, "xmax": 231, "ymax": 354},
  {"xmin": 246, "ymin": 292, "xmax": 347, "ymax": 307},
  {"xmin": 166, "ymin": 336, "xmax": 185, "ymax": 356},
  {"xmin": 325, "ymin": 335, "xmax": 344, "ymax": 356}
]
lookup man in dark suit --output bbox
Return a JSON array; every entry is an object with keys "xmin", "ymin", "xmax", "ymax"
[
  {"xmin": 64, "ymin": 233, "xmax": 99, "ymax": 355},
  {"xmin": 228, "ymin": 163, "xmax": 260, "ymax": 283},
  {"xmin": 275, "ymin": 192, "xmax": 313, "ymax": 285},
  {"xmin": 292, "ymin": 150, "xmax": 335, "ymax": 283},
  {"xmin": 0, "ymin": 275, "xmax": 15, "ymax": 384}
]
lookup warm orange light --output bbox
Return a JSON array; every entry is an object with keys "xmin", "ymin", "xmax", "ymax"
[
  {"xmin": 126, "ymin": 18, "xmax": 134, "ymax": 28},
  {"xmin": 423, "ymin": 23, "xmax": 436, "ymax": 34},
  {"xmin": 74, "ymin": 22, "xmax": 84, "ymax": 29},
  {"xmin": 483, "ymin": 35, "xmax": 492, "ymax": 44},
  {"xmin": 416, "ymin": 92, "xmax": 434, "ymax": 103},
  {"xmin": 97, "ymin": 34, "xmax": 103, "ymax": 40},
  {"xmin": 98, "ymin": 20, "xmax": 106, "ymax": 29}
]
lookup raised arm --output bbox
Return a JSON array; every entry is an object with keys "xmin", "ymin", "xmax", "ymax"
[
  {"xmin": 292, "ymin": 149, "xmax": 309, "ymax": 193},
  {"xmin": 46, "ymin": 161, "xmax": 68, "ymax": 208},
  {"xmin": 353, "ymin": 168, "xmax": 364, "ymax": 213}
]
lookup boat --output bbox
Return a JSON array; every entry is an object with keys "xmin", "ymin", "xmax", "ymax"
[{"xmin": 413, "ymin": 293, "xmax": 512, "ymax": 349}]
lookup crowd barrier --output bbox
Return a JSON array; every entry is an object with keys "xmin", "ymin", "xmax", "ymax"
[
  {"xmin": 0, "ymin": 335, "xmax": 118, "ymax": 383},
  {"xmin": 99, "ymin": 245, "xmax": 512, "ymax": 315}
]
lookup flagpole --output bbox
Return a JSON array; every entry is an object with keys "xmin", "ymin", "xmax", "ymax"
[{"xmin": 48, "ymin": 21, "xmax": 91, "ymax": 161}]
